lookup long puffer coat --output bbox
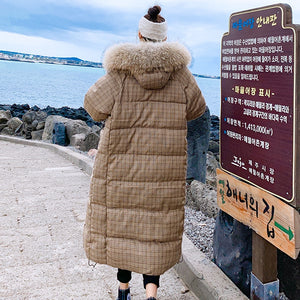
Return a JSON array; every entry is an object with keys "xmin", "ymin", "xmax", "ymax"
[{"xmin": 83, "ymin": 42, "xmax": 206, "ymax": 275}]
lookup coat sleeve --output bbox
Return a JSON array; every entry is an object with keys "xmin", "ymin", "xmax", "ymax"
[
  {"xmin": 182, "ymin": 68, "xmax": 206, "ymax": 121},
  {"xmin": 84, "ymin": 73, "xmax": 119, "ymax": 121}
]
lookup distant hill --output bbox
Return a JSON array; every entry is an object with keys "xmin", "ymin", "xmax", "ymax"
[{"xmin": 0, "ymin": 50, "xmax": 103, "ymax": 68}]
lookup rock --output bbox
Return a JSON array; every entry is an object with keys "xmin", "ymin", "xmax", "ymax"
[
  {"xmin": 91, "ymin": 125, "xmax": 101, "ymax": 135},
  {"xmin": 80, "ymin": 132, "xmax": 100, "ymax": 152},
  {"xmin": 208, "ymin": 140, "xmax": 219, "ymax": 154},
  {"xmin": 43, "ymin": 115, "xmax": 90, "ymax": 143},
  {"xmin": 0, "ymin": 123, "xmax": 8, "ymax": 132},
  {"xmin": 42, "ymin": 105, "xmax": 103, "ymax": 128},
  {"xmin": 65, "ymin": 119, "xmax": 91, "ymax": 141},
  {"xmin": 22, "ymin": 110, "xmax": 47, "ymax": 124},
  {"xmin": 10, "ymin": 104, "xmax": 30, "ymax": 118},
  {"xmin": 187, "ymin": 107, "xmax": 210, "ymax": 183},
  {"xmin": 22, "ymin": 111, "xmax": 36, "ymax": 124},
  {"xmin": 22, "ymin": 110, "xmax": 47, "ymax": 139},
  {"xmin": 205, "ymin": 152, "xmax": 219, "ymax": 188},
  {"xmin": 24, "ymin": 125, "xmax": 33, "ymax": 139},
  {"xmin": 186, "ymin": 180, "xmax": 218, "ymax": 218},
  {"xmin": 36, "ymin": 121, "xmax": 45, "ymax": 131},
  {"xmin": 1, "ymin": 127, "xmax": 14, "ymax": 135},
  {"xmin": 1, "ymin": 104, "xmax": 104, "ymax": 129},
  {"xmin": 278, "ymin": 250, "xmax": 300, "ymax": 300},
  {"xmin": 213, "ymin": 211, "xmax": 252, "ymax": 297},
  {"xmin": 32, "ymin": 119, "xmax": 39, "ymax": 130},
  {"xmin": 0, "ymin": 110, "xmax": 11, "ymax": 124},
  {"xmin": 42, "ymin": 115, "xmax": 69, "ymax": 141},
  {"xmin": 210, "ymin": 130, "xmax": 219, "ymax": 141},
  {"xmin": 52, "ymin": 122, "xmax": 67, "ymax": 146},
  {"xmin": 207, "ymin": 152, "xmax": 219, "ymax": 177},
  {"xmin": 31, "ymin": 129, "xmax": 44, "ymax": 140},
  {"xmin": 69, "ymin": 133, "xmax": 86, "ymax": 149},
  {"xmin": 7, "ymin": 117, "xmax": 23, "ymax": 132},
  {"xmin": 213, "ymin": 210, "xmax": 300, "ymax": 299},
  {"xmin": 210, "ymin": 115, "xmax": 220, "ymax": 142}
]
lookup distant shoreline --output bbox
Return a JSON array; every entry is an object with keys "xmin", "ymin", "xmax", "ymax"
[
  {"xmin": 0, "ymin": 57, "xmax": 102, "ymax": 68},
  {"xmin": 0, "ymin": 49, "xmax": 220, "ymax": 79},
  {"xmin": 0, "ymin": 50, "xmax": 103, "ymax": 69}
]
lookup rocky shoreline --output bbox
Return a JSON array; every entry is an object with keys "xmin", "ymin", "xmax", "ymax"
[
  {"xmin": 0, "ymin": 104, "xmax": 104, "ymax": 152},
  {"xmin": 0, "ymin": 102, "xmax": 220, "ymax": 164}
]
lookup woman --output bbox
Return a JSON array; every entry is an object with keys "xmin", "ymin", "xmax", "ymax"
[{"xmin": 83, "ymin": 6, "xmax": 206, "ymax": 300}]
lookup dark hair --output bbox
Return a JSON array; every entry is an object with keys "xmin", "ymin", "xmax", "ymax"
[{"xmin": 144, "ymin": 5, "xmax": 165, "ymax": 23}]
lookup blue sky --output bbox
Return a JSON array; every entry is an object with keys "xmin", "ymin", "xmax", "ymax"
[{"xmin": 1, "ymin": 0, "xmax": 300, "ymax": 76}]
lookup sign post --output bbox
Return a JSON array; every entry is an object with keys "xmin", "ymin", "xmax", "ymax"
[{"xmin": 218, "ymin": 4, "xmax": 300, "ymax": 299}]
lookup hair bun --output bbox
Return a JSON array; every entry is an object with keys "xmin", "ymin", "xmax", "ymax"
[{"xmin": 148, "ymin": 5, "xmax": 161, "ymax": 20}]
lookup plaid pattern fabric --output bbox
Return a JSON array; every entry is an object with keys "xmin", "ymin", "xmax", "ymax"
[{"xmin": 83, "ymin": 49, "xmax": 205, "ymax": 275}]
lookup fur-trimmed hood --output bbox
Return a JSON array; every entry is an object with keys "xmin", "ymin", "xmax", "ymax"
[
  {"xmin": 103, "ymin": 42, "xmax": 191, "ymax": 74},
  {"xmin": 103, "ymin": 42, "xmax": 191, "ymax": 89}
]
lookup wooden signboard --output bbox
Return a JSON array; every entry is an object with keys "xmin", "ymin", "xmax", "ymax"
[
  {"xmin": 217, "ymin": 168, "xmax": 300, "ymax": 259},
  {"xmin": 220, "ymin": 3, "xmax": 300, "ymax": 208}
]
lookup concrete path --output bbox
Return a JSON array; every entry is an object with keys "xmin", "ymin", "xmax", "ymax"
[{"xmin": 0, "ymin": 140, "xmax": 196, "ymax": 300}]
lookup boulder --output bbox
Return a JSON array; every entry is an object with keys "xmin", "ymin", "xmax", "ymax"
[
  {"xmin": 91, "ymin": 125, "xmax": 101, "ymax": 135},
  {"xmin": 213, "ymin": 211, "xmax": 300, "ymax": 299},
  {"xmin": 36, "ymin": 121, "xmax": 45, "ymax": 131},
  {"xmin": 206, "ymin": 152, "xmax": 219, "ymax": 187},
  {"xmin": 22, "ymin": 110, "xmax": 47, "ymax": 124},
  {"xmin": 213, "ymin": 211, "xmax": 252, "ymax": 297},
  {"xmin": 31, "ymin": 129, "xmax": 44, "ymax": 140},
  {"xmin": 0, "ymin": 110, "xmax": 11, "ymax": 124},
  {"xmin": 32, "ymin": 119, "xmax": 39, "ymax": 130},
  {"xmin": 186, "ymin": 180, "xmax": 218, "ymax": 218},
  {"xmin": 7, "ymin": 117, "xmax": 23, "ymax": 132},
  {"xmin": 1, "ymin": 127, "xmax": 14, "ymax": 135},
  {"xmin": 208, "ymin": 140, "xmax": 219, "ymax": 154},
  {"xmin": 0, "ymin": 122, "xmax": 8, "ymax": 132},
  {"xmin": 52, "ymin": 122, "xmax": 67, "ymax": 146},
  {"xmin": 22, "ymin": 110, "xmax": 47, "ymax": 139},
  {"xmin": 42, "ymin": 115, "xmax": 69, "ymax": 141},
  {"xmin": 43, "ymin": 115, "xmax": 91, "ymax": 142},
  {"xmin": 9, "ymin": 104, "xmax": 30, "ymax": 118},
  {"xmin": 278, "ymin": 250, "xmax": 300, "ymax": 300},
  {"xmin": 69, "ymin": 133, "xmax": 86, "ymax": 149},
  {"xmin": 210, "ymin": 115, "xmax": 220, "ymax": 142},
  {"xmin": 80, "ymin": 132, "xmax": 100, "ymax": 152},
  {"xmin": 22, "ymin": 111, "xmax": 36, "ymax": 124},
  {"xmin": 186, "ymin": 107, "xmax": 210, "ymax": 183},
  {"xmin": 207, "ymin": 152, "xmax": 219, "ymax": 176},
  {"xmin": 65, "ymin": 119, "xmax": 91, "ymax": 141}
]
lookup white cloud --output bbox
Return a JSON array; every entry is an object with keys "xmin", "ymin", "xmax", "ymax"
[
  {"xmin": 0, "ymin": 31, "xmax": 102, "ymax": 61},
  {"xmin": 3, "ymin": 0, "xmax": 300, "ymax": 76},
  {"xmin": 45, "ymin": 0, "xmax": 153, "ymax": 11}
]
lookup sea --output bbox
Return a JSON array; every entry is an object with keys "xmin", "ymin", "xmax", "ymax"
[{"xmin": 0, "ymin": 60, "xmax": 220, "ymax": 116}]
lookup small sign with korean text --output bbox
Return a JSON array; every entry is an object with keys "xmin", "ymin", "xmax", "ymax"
[
  {"xmin": 217, "ymin": 168, "xmax": 300, "ymax": 259},
  {"xmin": 220, "ymin": 4, "xmax": 299, "ymax": 207}
]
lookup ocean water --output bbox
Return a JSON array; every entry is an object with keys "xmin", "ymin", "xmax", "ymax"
[{"xmin": 0, "ymin": 60, "xmax": 220, "ymax": 116}]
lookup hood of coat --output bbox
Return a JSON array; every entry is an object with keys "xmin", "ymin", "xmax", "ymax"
[{"xmin": 103, "ymin": 42, "xmax": 191, "ymax": 89}]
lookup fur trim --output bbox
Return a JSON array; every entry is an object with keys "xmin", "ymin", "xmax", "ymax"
[{"xmin": 103, "ymin": 42, "xmax": 191, "ymax": 74}]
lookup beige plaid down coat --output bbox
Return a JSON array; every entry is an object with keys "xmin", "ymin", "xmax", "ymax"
[{"xmin": 83, "ymin": 42, "xmax": 206, "ymax": 275}]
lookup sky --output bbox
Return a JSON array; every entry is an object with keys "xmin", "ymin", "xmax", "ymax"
[{"xmin": 1, "ymin": 0, "xmax": 300, "ymax": 76}]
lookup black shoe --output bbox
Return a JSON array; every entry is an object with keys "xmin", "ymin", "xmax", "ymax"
[
  {"xmin": 117, "ymin": 287, "xmax": 131, "ymax": 300},
  {"xmin": 146, "ymin": 298, "xmax": 156, "ymax": 300}
]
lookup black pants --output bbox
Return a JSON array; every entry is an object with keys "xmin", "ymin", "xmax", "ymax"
[{"xmin": 117, "ymin": 269, "xmax": 160, "ymax": 289}]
